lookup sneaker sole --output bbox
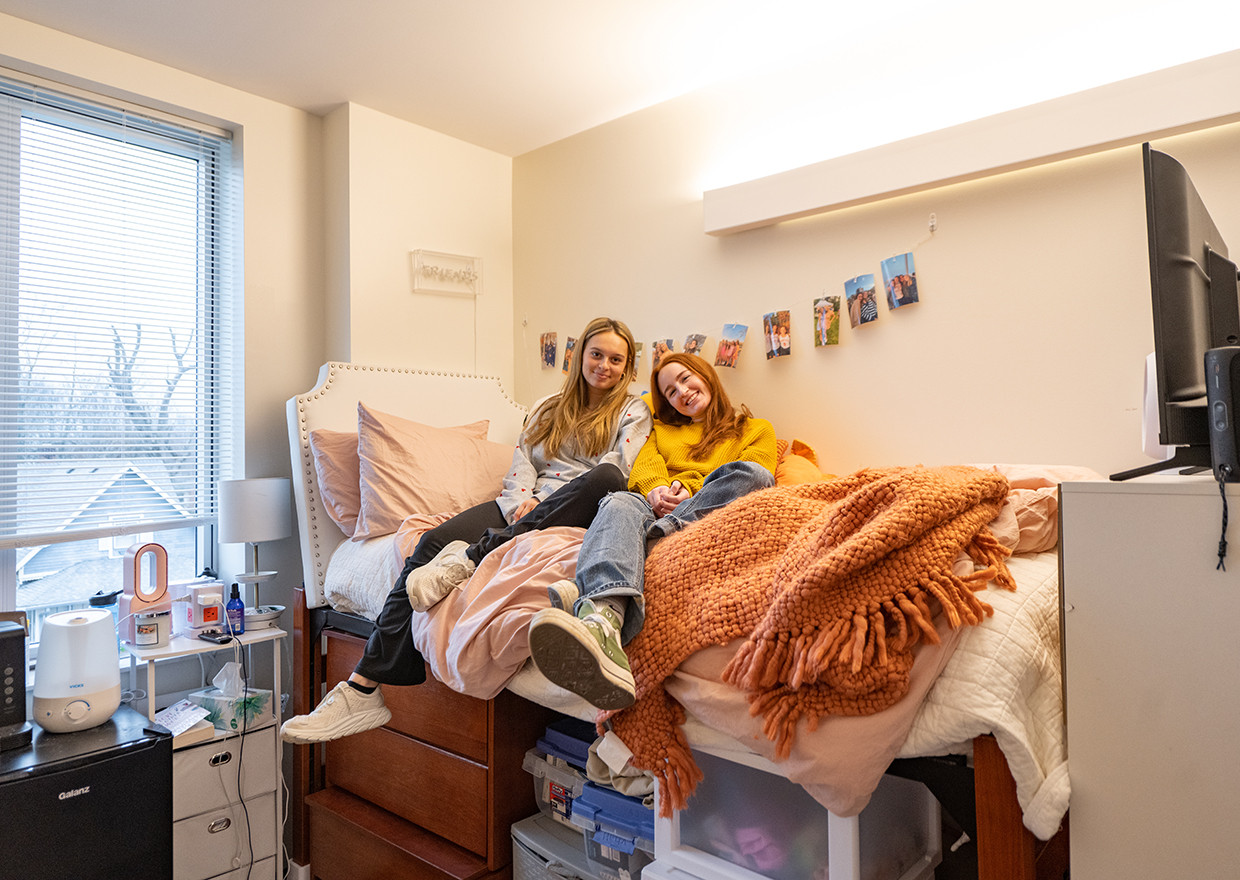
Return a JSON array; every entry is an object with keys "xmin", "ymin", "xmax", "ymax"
[
  {"xmin": 528, "ymin": 610, "xmax": 636, "ymax": 711},
  {"xmin": 279, "ymin": 705, "xmax": 392, "ymax": 744}
]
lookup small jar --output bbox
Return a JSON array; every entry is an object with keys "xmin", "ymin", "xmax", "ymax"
[{"xmin": 133, "ymin": 608, "xmax": 171, "ymax": 648}]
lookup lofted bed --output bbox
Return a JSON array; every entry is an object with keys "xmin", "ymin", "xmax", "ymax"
[{"xmin": 283, "ymin": 361, "xmax": 1072, "ymax": 880}]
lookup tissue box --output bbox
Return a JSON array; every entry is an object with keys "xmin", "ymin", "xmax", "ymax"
[{"xmin": 188, "ymin": 686, "xmax": 273, "ymax": 731}]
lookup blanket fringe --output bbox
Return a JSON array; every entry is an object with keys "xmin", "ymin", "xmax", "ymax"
[
  {"xmin": 749, "ymin": 686, "xmax": 806, "ymax": 759},
  {"xmin": 725, "ymin": 551, "xmax": 1014, "ymax": 689}
]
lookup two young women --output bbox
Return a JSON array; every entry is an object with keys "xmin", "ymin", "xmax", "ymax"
[
  {"xmin": 528, "ymin": 352, "xmax": 777, "ymax": 711},
  {"xmin": 281, "ymin": 317, "xmax": 652, "ymax": 744}
]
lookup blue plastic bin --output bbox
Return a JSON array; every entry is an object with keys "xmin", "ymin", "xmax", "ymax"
[
  {"xmin": 536, "ymin": 716, "xmax": 596, "ymax": 771},
  {"xmin": 569, "ymin": 781, "xmax": 655, "ymax": 880}
]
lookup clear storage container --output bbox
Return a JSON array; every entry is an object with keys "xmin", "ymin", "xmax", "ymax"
[{"xmin": 652, "ymin": 749, "xmax": 940, "ymax": 880}]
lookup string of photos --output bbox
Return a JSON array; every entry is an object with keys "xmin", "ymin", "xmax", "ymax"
[{"xmin": 536, "ymin": 250, "xmax": 920, "ymax": 373}]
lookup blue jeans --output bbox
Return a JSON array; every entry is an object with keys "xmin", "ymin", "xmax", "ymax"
[{"xmin": 573, "ymin": 460, "xmax": 774, "ymax": 644}]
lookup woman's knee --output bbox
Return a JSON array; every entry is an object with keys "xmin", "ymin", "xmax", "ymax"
[
  {"xmin": 596, "ymin": 489, "xmax": 648, "ymax": 521},
  {"xmin": 583, "ymin": 462, "xmax": 627, "ymax": 493},
  {"xmin": 715, "ymin": 459, "xmax": 775, "ymax": 488}
]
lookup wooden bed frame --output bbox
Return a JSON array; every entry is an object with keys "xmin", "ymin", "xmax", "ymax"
[
  {"xmin": 285, "ymin": 590, "xmax": 1067, "ymax": 880},
  {"xmin": 282, "ymin": 362, "xmax": 1069, "ymax": 880}
]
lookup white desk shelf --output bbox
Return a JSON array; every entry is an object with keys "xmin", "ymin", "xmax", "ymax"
[{"xmin": 125, "ymin": 628, "xmax": 285, "ymax": 880}]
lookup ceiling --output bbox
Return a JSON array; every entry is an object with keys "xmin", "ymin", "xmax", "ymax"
[{"xmin": 0, "ymin": 0, "xmax": 1236, "ymax": 158}]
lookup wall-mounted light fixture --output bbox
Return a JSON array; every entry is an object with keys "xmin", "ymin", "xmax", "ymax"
[{"xmin": 410, "ymin": 250, "xmax": 483, "ymax": 297}]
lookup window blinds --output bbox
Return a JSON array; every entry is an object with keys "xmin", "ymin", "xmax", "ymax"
[{"xmin": 0, "ymin": 74, "xmax": 235, "ymax": 550}]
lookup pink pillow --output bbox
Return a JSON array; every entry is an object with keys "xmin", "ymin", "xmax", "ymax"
[
  {"xmin": 310, "ymin": 412, "xmax": 492, "ymax": 538},
  {"xmin": 309, "ymin": 428, "xmax": 363, "ymax": 536},
  {"xmin": 353, "ymin": 403, "xmax": 513, "ymax": 541}
]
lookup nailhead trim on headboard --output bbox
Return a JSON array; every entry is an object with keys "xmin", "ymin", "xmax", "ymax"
[{"xmin": 289, "ymin": 362, "xmax": 528, "ymax": 607}]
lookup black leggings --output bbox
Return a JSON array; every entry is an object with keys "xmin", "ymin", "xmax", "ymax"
[{"xmin": 354, "ymin": 463, "xmax": 627, "ymax": 685}]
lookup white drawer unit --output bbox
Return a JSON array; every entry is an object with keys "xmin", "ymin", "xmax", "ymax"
[
  {"xmin": 173, "ymin": 790, "xmax": 278, "ymax": 880},
  {"xmin": 127, "ymin": 628, "xmax": 286, "ymax": 880},
  {"xmin": 173, "ymin": 726, "xmax": 278, "ymax": 819},
  {"xmin": 652, "ymin": 748, "xmax": 940, "ymax": 880},
  {"xmin": 207, "ymin": 856, "xmax": 277, "ymax": 880}
]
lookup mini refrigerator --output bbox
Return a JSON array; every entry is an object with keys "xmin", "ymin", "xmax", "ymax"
[{"xmin": 0, "ymin": 703, "xmax": 172, "ymax": 880}]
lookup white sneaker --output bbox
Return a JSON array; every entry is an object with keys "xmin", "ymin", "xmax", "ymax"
[
  {"xmin": 545, "ymin": 578, "xmax": 580, "ymax": 611},
  {"xmin": 279, "ymin": 680, "xmax": 391, "ymax": 744},
  {"xmin": 406, "ymin": 540, "xmax": 476, "ymax": 612}
]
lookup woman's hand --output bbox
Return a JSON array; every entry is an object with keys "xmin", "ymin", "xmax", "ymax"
[
  {"xmin": 647, "ymin": 481, "xmax": 689, "ymax": 517},
  {"xmin": 512, "ymin": 498, "xmax": 540, "ymax": 521}
]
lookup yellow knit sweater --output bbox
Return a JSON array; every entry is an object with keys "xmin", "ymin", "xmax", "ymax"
[{"xmin": 626, "ymin": 417, "xmax": 777, "ymax": 497}]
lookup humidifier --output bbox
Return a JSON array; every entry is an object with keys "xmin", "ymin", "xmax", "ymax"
[{"xmin": 32, "ymin": 608, "xmax": 122, "ymax": 733}]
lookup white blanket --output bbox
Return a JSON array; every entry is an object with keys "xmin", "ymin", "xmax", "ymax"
[{"xmin": 900, "ymin": 548, "xmax": 1068, "ymax": 840}]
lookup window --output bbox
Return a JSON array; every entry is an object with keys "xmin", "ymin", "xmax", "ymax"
[{"xmin": 0, "ymin": 73, "xmax": 235, "ymax": 643}]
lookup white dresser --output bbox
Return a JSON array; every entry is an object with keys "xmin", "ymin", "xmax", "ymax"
[
  {"xmin": 127, "ymin": 628, "xmax": 285, "ymax": 880},
  {"xmin": 1060, "ymin": 477, "xmax": 1240, "ymax": 879}
]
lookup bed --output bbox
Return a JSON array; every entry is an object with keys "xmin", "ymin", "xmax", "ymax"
[{"xmin": 284, "ymin": 361, "xmax": 1074, "ymax": 880}]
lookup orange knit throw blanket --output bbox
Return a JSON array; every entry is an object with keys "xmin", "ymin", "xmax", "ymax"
[{"xmin": 606, "ymin": 465, "xmax": 1014, "ymax": 815}]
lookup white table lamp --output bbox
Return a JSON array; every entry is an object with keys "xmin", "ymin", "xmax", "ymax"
[{"xmin": 218, "ymin": 477, "xmax": 292, "ymax": 614}]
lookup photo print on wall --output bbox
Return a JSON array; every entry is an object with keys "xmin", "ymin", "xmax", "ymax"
[
  {"xmin": 881, "ymin": 252, "xmax": 920, "ymax": 309},
  {"xmin": 652, "ymin": 339, "xmax": 674, "ymax": 370},
  {"xmin": 540, "ymin": 332, "xmax": 558, "ymax": 368},
  {"xmin": 683, "ymin": 333, "xmax": 707, "ymax": 358},
  {"xmin": 715, "ymin": 323, "xmax": 747, "ymax": 368},
  {"xmin": 845, "ymin": 275, "xmax": 878, "ymax": 328},
  {"xmin": 813, "ymin": 296, "xmax": 841, "ymax": 346},
  {"xmin": 561, "ymin": 336, "xmax": 577, "ymax": 373},
  {"xmin": 763, "ymin": 310, "xmax": 791, "ymax": 359}
]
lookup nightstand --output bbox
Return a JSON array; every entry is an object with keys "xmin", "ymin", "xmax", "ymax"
[{"xmin": 126, "ymin": 628, "xmax": 285, "ymax": 880}]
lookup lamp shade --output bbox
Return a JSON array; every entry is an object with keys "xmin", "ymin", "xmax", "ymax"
[{"xmin": 218, "ymin": 477, "xmax": 292, "ymax": 545}]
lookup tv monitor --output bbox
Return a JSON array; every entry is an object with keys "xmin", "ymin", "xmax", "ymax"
[{"xmin": 1112, "ymin": 143, "xmax": 1240, "ymax": 481}]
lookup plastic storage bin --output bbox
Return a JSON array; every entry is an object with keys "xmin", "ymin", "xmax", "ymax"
[
  {"xmin": 523, "ymin": 716, "xmax": 598, "ymax": 829},
  {"xmin": 569, "ymin": 782, "xmax": 655, "ymax": 880},
  {"xmin": 513, "ymin": 813, "xmax": 604, "ymax": 880},
  {"xmin": 652, "ymin": 749, "xmax": 940, "ymax": 880},
  {"xmin": 537, "ymin": 716, "xmax": 597, "ymax": 769},
  {"xmin": 523, "ymin": 747, "xmax": 588, "ymax": 829}
]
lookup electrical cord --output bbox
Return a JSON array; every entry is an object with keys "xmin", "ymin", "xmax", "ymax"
[
  {"xmin": 1217, "ymin": 464, "xmax": 1231, "ymax": 571},
  {"xmin": 219, "ymin": 601, "xmax": 255, "ymax": 880}
]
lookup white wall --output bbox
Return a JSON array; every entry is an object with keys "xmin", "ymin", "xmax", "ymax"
[
  {"xmin": 330, "ymin": 103, "xmax": 515, "ymax": 386},
  {"xmin": 0, "ymin": 15, "xmax": 517, "ymax": 609},
  {"xmin": 513, "ymin": 81, "xmax": 1240, "ymax": 478}
]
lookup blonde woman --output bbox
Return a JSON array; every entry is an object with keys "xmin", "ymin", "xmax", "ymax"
[{"xmin": 282, "ymin": 317, "xmax": 651, "ymax": 744}]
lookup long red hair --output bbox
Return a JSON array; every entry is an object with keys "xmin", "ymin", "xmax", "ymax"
[{"xmin": 650, "ymin": 353, "xmax": 752, "ymax": 459}]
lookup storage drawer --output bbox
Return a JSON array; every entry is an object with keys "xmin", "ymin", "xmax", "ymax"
[
  {"xmin": 655, "ymin": 750, "xmax": 940, "ymax": 880},
  {"xmin": 173, "ymin": 790, "xmax": 277, "ymax": 880},
  {"xmin": 327, "ymin": 722, "xmax": 489, "ymax": 855},
  {"xmin": 308, "ymin": 786, "xmax": 498, "ymax": 880},
  {"xmin": 172, "ymin": 726, "xmax": 277, "ymax": 821},
  {"xmin": 325, "ymin": 630, "xmax": 489, "ymax": 762},
  {"xmin": 211, "ymin": 855, "xmax": 277, "ymax": 880}
]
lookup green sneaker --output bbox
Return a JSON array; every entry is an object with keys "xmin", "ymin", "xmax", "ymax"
[{"xmin": 528, "ymin": 600, "xmax": 635, "ymax": 710}]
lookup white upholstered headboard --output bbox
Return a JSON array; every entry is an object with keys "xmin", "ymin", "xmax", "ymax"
[{"xmin": 286, "ymin": 362, "xmax": 528, "ymax": 608}]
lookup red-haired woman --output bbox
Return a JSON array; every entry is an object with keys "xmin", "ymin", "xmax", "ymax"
[{"xmin": 528, "ymin": 352, "xmax": 776, "ymax": 710}]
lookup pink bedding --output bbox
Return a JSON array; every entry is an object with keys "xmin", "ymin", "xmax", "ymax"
[{"xmin": 403, "ymin": 465, "xmax": 1091, "ymax": 819}]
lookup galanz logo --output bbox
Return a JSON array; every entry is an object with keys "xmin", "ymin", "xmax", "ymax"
[{"xmin": 58, "ymin": 786, "xmax": 90, "ymax": 800}]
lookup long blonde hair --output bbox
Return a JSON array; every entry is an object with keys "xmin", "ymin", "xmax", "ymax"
[
  {"xmin": 522, "ymin": 317, "xmax": 637, "ymax": 459},
  {"xmin": 650, "ymin": 353, "xmax": 752, "ymax": 459}
]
